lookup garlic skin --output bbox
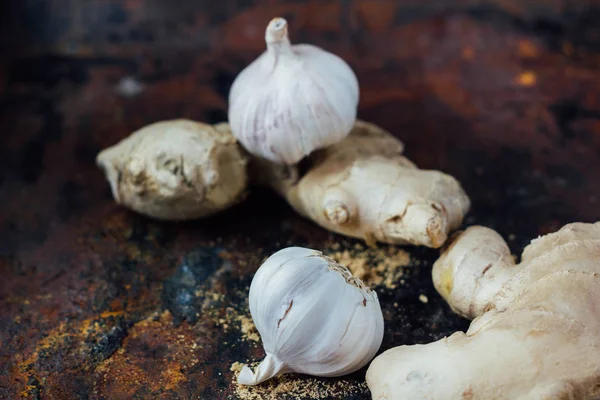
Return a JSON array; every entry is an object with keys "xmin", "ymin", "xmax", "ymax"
[
  {"xmin": 228, "ymin": 18, "xmax": 359, "ymax": 165},
  {"xmin": 237, "ymin": 247, "xmax": 384, "ymax": 385}
]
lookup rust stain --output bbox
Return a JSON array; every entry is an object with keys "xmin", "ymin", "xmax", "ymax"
[
  {"xmin": 563, "ymin": 41, "xmax": 575, "ymax": 56},
  {"xmin": 94, "ymin": 311, "xmax": 212, "ymax": 398},
  {"xmin": 516, "ymin": 71, "xmax": 537, "ymax": 87},
  {"xmin": 18, "ymin": 322, "xmax": 70, "ymax": 370},
  {"xmin": 124, "ymin": 0, "xmax": 144, "ymax": 10},
  {"xmin": 2, "ymin": 1, "xmax": 600, "ymax": 398},
  {"xmin": 305, "ymin": 0, "xmax": 342, "ymax": 33},
  {"xmin": 100, "ymin": 310, "xmax": 125, "ymax": 319},
  {"xmin": 462, "ymin": 47, "xmax": 475, "ymax": 60},
  {"xmin": 351, "ymin": 0, "xmax": 398, "ymax": 33},
  {"xmin": 518, "ymin": 39, "xmax": 540, "ymax": 58}
]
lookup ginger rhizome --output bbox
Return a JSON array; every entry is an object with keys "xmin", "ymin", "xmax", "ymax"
[
  {"xmin": 432, "ymin": 226, "xmax": 518, "ymax": 319},
  {"xmin": 253, "ymin": 120, "xmax": 470, "ymax": 248},
  {"xmin": 366, "ymin": 222, "xmax": 600, "ymax": 400},
  {"xmin": 96, "ymin": 119, "xmax": 249, "ymax": 220}
]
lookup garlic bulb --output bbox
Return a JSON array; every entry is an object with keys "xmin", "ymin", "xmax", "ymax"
[
  {"xmin": 228, "ymin": 18, "xmax": 360, "ymax": 165},
  {"xmin": 237, "ymin": 247, "xmax": 384, "ymax": 385}
]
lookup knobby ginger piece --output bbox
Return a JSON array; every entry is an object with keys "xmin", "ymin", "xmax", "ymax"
[
  {"xmin": 253, "ymin": 120, "xmax": 470, "ymax": 248},
  {"xmin": 367, "ymin": 222, "xmax": 600, "ymax": 400},
  {"xmin": 432, "ymin": 226, "xmax": 517, "ymax": 319},
  {"xmin": 433, "ymin": 222, "xmax": 600, "ymax": 318},
  {"xmin": 96, "ymin": 120, "xmax": 249, "ymax": 220}
]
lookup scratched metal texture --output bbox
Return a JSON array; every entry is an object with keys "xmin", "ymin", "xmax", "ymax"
[{"xmin": 1, "ymin": 1, "xmax": 600, "ymax": 399}]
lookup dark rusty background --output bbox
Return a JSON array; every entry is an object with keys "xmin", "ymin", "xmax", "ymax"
[{"xmin": 1, "ymin": 0, "xmax": 600, "ymax": 399}]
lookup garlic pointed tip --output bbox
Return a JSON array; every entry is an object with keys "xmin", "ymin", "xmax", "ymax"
[
  {"xmin": 236, "ymin": 354, "xmax": 285, "ymax": 386},
  {"xmin": 268, "ymin": 17, "xmax": 287, "ymax": 32},
  {"xmin": 266, "ymin": 17, "xmax": 288, "ymax": 44},
  {"xmin": 237, "ymin": 365, "xmax": 258, "ymax": 385}
]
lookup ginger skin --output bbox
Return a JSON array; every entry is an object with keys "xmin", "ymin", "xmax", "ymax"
[
  {"xmin": 366, "ymin": 222, "xmax": 600, "ymax": 400},
  {"xmin": 432, "ymin": 226, "xmax": 518, "ymax": 319},
  {"xmin": 96, "ymin": 120, "xmax": 249, "ymax": 220},
  {"xmin": 252, "ymin": 120, "xmax": 471, "ymax": 248}
]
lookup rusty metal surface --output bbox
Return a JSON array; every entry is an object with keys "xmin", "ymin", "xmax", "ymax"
[{"xmin": 1, "ymin": 1, "xmax": 600, "ymax": 399}]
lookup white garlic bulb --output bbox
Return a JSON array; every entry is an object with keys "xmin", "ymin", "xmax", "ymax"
[
  {"xmin": 237, "ymin": 247, "xmax": 384, "ymax": 385},
  {"xmin": 228, "ymin": 18, "xmax": 360, "ymax": 165}
]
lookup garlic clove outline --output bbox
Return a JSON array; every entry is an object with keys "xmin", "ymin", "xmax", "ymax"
[
  {"xmin": 236, "ymin": 247, "xmax": 384, "ymax": 385},
  {"xmin": 228, "ymin": 18, "xmax": 360, "ymax": 165}
]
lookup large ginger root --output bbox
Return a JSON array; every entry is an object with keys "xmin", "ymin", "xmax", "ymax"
[
  {"xmin": 366, "ymin": 222, "xmax": 600, "ymax": 400},
  {"xmin": 96, "ymin": 120, "xmax": 249, "ymax": 220},
  {"xmin": 253, "ymin": 120, "xmax": 470, "ymax": 248}
]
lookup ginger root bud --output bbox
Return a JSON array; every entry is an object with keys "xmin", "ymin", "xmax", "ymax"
[
  {"xmin": 367, "ymin": 222, "xmax": 600, "ymax": 400},
  {"xmin": 252, "ymin": 120, "xmax": 471, "ymax": 248},
  {"xmin": 432, "ymin": 226, "xmax": 518, "ymax": 319},
  {"xmin": 96, "ymin": 120, "xmax": 249, "ymax": 220}
]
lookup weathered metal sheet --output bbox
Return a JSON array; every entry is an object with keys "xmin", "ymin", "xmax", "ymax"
[{"xmin": 1, "ymin": 1, "xmax": 599, "ymax": 399}]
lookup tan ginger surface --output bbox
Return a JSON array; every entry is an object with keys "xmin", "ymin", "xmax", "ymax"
[
  {"xmin": 96, "ymin": 120, "xmax": 249, "ymax": 220},
  {"xmin": 253, "ymin": 120, "xmax": 470, "ymax": 248},
  {"xmin": 367, "ymin": 222, "xmax": 600, "ymax": 400}
]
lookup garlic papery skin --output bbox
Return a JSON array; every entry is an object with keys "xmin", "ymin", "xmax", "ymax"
[
  {"xmin": 236, "ymin": 247, "xmax": 384, "ymax": 386},
  {"xmin": 228, "ymin": 18, "xmax": 360, "ymax": 165}
]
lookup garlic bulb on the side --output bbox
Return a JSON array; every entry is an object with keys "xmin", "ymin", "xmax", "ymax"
[
  {"xmin": 228, "ymin": 18, "xmax": 360, "ymax": 165},
  {"xmin": 236, "ymin": 247, "xmax": 384, "ymax": 385}
]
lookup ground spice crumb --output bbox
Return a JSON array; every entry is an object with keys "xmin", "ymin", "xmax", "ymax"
[
  {"xmin": 325, "ymin": 244, "xmax": 410, "ymax": 289},
  {"xmin": 230, "ymin": 370, "xmax": 368, "ymax": 400},
  {"xmin": 237, "ymin": 315, "xmax": 260, "ymax": 342},
  {"xmin": 419, "ymin": 294, "xmax": 429, "ymax": 304},
  {"xmin": 217, "ymin": 318, "xmax": 230, "ymax": 330},
  {"xmin": 230, "ymin": 362, "xmax": 245, "ymax": 373}
]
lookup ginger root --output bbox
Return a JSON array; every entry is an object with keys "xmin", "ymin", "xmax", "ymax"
[
  {"xmin": 253, "ymin": 120, "xmax": 470, "ymax": 248},
  {"xmin": 96, "ymin": 119, "xmax": 249, "ymax": 220},
  {"xmin": 366, "ymin": 222, "xmax": 600, "ymax": 400},
  {"xmin": 432, "ymin": 226, "xmax": 518, "ymax": 319}
]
